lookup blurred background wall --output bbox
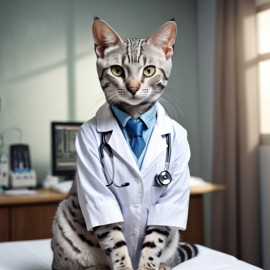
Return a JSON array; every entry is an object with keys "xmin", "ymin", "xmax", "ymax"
[{"xmin": 0, "ymin": 0, "xmax": 204, "ymax": 182}]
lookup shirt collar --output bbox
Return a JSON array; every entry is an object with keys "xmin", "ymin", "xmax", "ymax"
[{"xmin": 111, "ymin": 105, "xmax": 157, "ymax": 129}]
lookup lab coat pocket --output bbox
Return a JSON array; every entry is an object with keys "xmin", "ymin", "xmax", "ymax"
[{"xmin": 150, "ymin": 186, "xmax": 167, "ymax": 205}]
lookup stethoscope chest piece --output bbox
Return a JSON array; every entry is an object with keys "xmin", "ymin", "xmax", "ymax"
[{"xmin": 155, "ymin": 170, "xmax": 172, "ymax": 186}]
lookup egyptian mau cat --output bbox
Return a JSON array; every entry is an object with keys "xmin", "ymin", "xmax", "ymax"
[{"xmin": 51, "ymin": 18, "xmax": 198, "ymax": 270}]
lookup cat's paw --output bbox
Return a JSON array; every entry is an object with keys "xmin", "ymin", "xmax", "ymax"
[{"xmin": 159, "ymin": 264, "xmax": 171, "ymax": 270}]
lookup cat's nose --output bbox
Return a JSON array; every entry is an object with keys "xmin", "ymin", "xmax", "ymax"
[
  {"xmin": 127, "ymin": 86, "xmax": 140, "ymax": 96},
  {"xmin": 126, "ymin": 78, "xmax": 140, "ymax": 96}
]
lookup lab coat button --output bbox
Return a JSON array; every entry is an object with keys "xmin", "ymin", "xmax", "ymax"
[{"xmin": 133, "ymin": 204, "xmax": 140, "ymax": 208}]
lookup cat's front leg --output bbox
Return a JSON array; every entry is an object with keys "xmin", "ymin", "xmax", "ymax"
[
  {"xmin": 138, "ymin": 226, "xmax": 172, "ymax": 270},
  {"xmin": 94, "ymin": 223, "xmax": 133, "ymax": 270}
]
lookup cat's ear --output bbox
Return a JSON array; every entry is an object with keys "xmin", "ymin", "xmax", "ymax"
[
  {"xmin": 147, "ymin": 20, "xmax": 177, "ymax": 59},
  {"xmin": 92, "ymin": 18, "xmax": 123, "ymax": 57}
]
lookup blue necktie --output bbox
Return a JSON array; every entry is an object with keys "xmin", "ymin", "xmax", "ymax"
[{"xmin": 126, "ymin": 118, "xmax": 145, "ymax": 158}]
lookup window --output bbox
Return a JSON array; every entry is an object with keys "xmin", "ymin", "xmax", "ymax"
[{"xmin": 256, "ymin": 0, "xmax": 270, "ymax": 144}]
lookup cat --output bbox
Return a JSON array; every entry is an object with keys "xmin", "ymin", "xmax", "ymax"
[{"xmin": 51, "ymin": 18, "xmax": 198, "ymax": 270}]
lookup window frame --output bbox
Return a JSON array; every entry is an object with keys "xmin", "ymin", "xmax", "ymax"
[{"xmin": 256, "ymin": 2, "xmax": 270, "ymax": 145}]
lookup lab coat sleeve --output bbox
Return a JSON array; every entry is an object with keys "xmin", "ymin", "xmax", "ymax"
[
  {"xmin": 76, "ymin": 123, "xmax": 124, "ymax": 231},
  {"xmin": 147, "ymin": 126, "xmax": 190, "ymax": 230}
]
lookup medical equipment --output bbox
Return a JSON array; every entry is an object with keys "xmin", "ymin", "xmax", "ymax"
[
  {"xmin": 99, "ymin": 132, "xmax": 172, "ymax": 188},
  {"xmin": 0, "ymin": 128, "xmax": 37, "ymax": 188}
]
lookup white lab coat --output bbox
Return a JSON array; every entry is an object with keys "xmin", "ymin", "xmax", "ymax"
[{"xmin": 76, "ymin": 102, "xmax": 190, "ymax": 268}]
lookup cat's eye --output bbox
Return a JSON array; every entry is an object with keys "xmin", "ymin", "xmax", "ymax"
[
  {"xmin": 143, "ymin": 66, "xmax": 156, "ymax": 77},
  {"xmin": 111, "ymin": 65, "xmax": 124, "ymax": 77}
]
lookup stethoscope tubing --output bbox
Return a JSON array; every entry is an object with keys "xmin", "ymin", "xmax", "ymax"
[
  {"xmin": 99, "ymin": 133, "xmax": 116, "ymax": 187},
  {"xmin": 99, "ymin": 132, "xmax": 171, "ymax": 188}
]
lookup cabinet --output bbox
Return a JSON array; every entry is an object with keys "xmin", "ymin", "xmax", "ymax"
[
  {"xmin": 0, "ymin": 190, "xmax": 65, "ymax": 242},
  {"xmin": 0, "ymin": 208, "xmax": 9, "ymax": 242},
  {"xmin": 0, "ymin": 184, "xmax": 224, "ymax": 244}
]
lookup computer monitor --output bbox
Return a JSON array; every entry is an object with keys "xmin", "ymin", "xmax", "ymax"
[{"xmin": 51, "ymin": 122, "xmax": 82, "ymax": 180}]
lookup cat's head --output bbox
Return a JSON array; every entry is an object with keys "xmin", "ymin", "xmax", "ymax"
[{"xmin": 92, "ymin": 18, "xmax": 177, "ymax": 118}]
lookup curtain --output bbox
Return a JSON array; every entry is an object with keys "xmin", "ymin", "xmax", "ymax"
[{"xmin": 212, "ymin": 0, "xmax": 261, "ymax": 267}]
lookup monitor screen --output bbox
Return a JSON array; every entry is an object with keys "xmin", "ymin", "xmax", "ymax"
[{"xmin": 51, "ymin": 122, "xmax": 82, "ymax": 179}]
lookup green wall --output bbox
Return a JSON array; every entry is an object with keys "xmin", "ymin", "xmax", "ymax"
[{"xmin": 0, "ymin": 0, "xmax": 200, "ymax": 182}]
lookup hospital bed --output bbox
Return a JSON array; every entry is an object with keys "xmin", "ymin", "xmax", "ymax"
[{"xmin": 0, "ymin": 238, "xmax": 262, "ymax": 270}]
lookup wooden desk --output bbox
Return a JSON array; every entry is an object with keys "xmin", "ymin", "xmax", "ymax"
[
  {"xmin": 0, "ymin": 190, "xmax": 66, "ymax": 242},
  {"xmin": 0, "ymin": 184, "xmax": 224, "ymax": 243}
]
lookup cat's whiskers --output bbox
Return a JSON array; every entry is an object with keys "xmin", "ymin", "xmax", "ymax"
[
  {"xmin": 87, "ymin": 93, "xmax": 105, "ymax": 118},
  {"xmin": 160, "ymin": 89, "xmax": 185, "ymax": 123},
  {"xmin": 118, "ymin": 88, "xmax": 126, "ymax": 96}
]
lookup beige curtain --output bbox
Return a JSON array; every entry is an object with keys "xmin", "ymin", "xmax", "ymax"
[{"xmin": 212, "ymin": 0, "xmax": 261, "ymax": 267}]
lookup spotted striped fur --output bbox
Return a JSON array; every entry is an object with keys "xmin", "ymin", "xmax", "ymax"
[
  {"xmin": 52, "ymin": 183, "xmax": 198, "ymax": 270},
  {"xmin": 51, "ymin": 18, "xmax": 198, "ymax": 270},
  {"xmin": 94, "ymin": 19, "xmax": 173, "ymax": 119},
  {"xmin": 139, "ymin": 227, "xmax": 198, "ymax": 270}
]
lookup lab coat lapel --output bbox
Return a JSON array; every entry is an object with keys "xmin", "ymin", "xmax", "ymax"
[
  {"xmin": 108, "ymin": 125, "xmax": 140, "ymax": 175},
  {"xmin": 96, "ymin": 102, "xmax": 173, "ymax": 175},
  {"xmin": 141, "ymin": 126, "xmax": 167, "ymax": 170},
  {"xmin": 96, "ymin": 103, "xmax": 140, "ymax": 176},
  {"xmin": 141, "ymin": 103, "xmax": 173, "ymax": 172}
]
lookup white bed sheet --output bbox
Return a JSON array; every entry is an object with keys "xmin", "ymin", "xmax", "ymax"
[{"xmin": 0, "ymin": 239, "xmax": 262, "ymax": 270}]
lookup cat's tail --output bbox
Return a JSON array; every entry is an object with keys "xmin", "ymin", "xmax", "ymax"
[
  {"xmin": 177, "ymin": 242, "xmax": 199, "ymax": 262},
  {"xmin": 161, "ymin": 242, "xmax": 198, "ymax": 269}
]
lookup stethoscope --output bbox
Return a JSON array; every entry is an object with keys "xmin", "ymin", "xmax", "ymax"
[{"xmin": 99, "ymin": 132, "xmax": 172, "ymax": 188}]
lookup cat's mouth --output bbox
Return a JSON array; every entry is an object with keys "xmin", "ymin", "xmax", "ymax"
[
  {"xmin": 115, "ymin": 87, "xmax": 152, "ymax": 106},
  {"xmin": 125, "ymin": 96, "xmax": 142, "ymax": 105},
  {"xmin": 127, "ymin": 93, "xmax": 148, "ymax": 102}
]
